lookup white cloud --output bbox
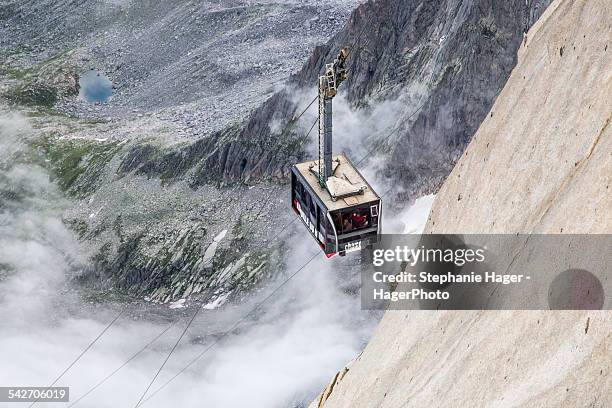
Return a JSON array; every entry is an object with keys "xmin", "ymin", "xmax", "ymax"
[
  {"xmin": 385, "ymin": 193, "xmax": 436, "ymax": 234},
  {"xmin": 0, "ymin": 112, "xmax": 378, "ymax": 407}
]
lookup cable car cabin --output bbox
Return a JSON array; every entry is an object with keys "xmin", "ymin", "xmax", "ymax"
[{"xmin": 291, "ymin": 153, "xmax": 382, "ymax": 257}]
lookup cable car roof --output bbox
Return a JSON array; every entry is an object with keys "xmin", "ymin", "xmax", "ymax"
[{"xmin": 293, "ymin": 153, "xmax": 381, "ymax": 211}]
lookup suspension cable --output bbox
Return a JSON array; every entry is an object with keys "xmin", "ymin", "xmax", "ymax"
[
  {"xmin": 132, "ymin": 306, "xmax": 202, "ymax": 408},
  {"xmin": 68, "ymin": 321, "xmax": 176, "ymax": 407},
  {"xmin": 48, "ymin": 16, "xmax": 422, "ymax": 406},
  {"xmin": 131, "ymin": 183, "xmax": 298, "ymax": 406},
  {"xmin": 306, "ymin": 117, "xmax": 319, "ymax": 140},
  {"xmin": 137, "ymin": 17, "xmax": 430, "ymax": 402},
  {"xmin": 28, "ymin": 308, "xmax": 126, "ymax": 408},
  {"xmin": 55, "ymin": 70, "xmax": 421, "ymax": 408},
  {"xmin": 355, "ymin": 97, "xmax": 428, "ymax": 167},
  {"xmin": 138, "ymin": 176, "xmax": 402, "ymax": 405},
  {"xmin": 136, "ymin": 250, "xmax": 321, "ymax": 407},
  {"xmin": 293, "ymin": 95, "xmax": 318, "ymax": 123}
]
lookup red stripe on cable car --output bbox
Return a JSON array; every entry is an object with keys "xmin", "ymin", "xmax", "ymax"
[{"xmin": 292, "ymin": 199, "xmax": 299, "ymax": 214}]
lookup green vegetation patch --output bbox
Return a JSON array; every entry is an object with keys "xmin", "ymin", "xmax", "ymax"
[
  {"xmin": 1, "ymin": 48, "xmax": 78, "ymax": 114},
  {"xmin": 63, "ymin": 217, "xmax": 89, "ymax": 239},
  {"xmin": 4, "ymin": 82, "xmax": 58, "ymax": 108},
  {"xmin": 81, "ymin": 288, "xmax": 133, "ymax": 304},
  {"xmin": 34, "ymin": 136, "xmax": 122, "ymax": 197},
  {"xmin": 0, "ymin": 262, "xmax": 16, "ymax": 281},
  {"xmin": 0, "ymin": 65, "xmax": 33, "ymax": 80}
]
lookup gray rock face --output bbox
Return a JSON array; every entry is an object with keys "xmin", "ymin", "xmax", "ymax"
[
  {"xmin": 1, "ymin": 0, "xmax": 357, "ymax": 303},
  {"xmin": 193, "ymin": 0, "xmax": 552, "ymax": 201},
  {"xmin": 0, "ymin": 0, "xmax": 553, "ymax": 301},
  {"xmin": 0, "ymin": 0, "xmax": 359, "ymax": 130},
  {"xmin": 309, "ymin": 0, "xmax": 612, "ymax": 404},
  {"xmin": 3, "ymin": 0, "xmax": 551, "ymax": 199}
]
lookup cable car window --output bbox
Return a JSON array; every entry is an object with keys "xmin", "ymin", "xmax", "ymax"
[
  {"xmin": 304, "ymin": 191, "xmax": 311, "ymax": 209},
  {"xmin": 340, "ymin": 206, "xmax": 372, "ymax": 234},
  {"xmin": 296, "ymin": 180, "xmax": 303, "ymax": 199},
  {"xmin": 331, "ymin": 212, "xmax": 342, "ymax": 233},
  {"xmin": 318, "ymin": 207, "xmax": 325, "ymax": 234},
  {"xmin": 370, "ymin": 204, "xmax": 378, "ymax": 217}
]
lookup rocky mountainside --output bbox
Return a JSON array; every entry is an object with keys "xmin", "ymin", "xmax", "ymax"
[
  {"xmin": 0, "ymin": 0, "xmax": 360, "ymax": 304},
  {"xmin": 0, "ymin": 0, "xmax": 552, "ymax": 303},
  {"xmin": 310, "ymin": 0, "xmax": 611, "ymax": 405},
  {"xmin": 1, "ymin": 0, "xmax": 359, "ymax": 126},
  {"xmin": 182, "ymin": 0, "xmax": 552, "ymax": 200}
]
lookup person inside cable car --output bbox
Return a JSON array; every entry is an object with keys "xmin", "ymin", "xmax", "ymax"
[
  {"xmin": 342, "ymin": 217, "xmax": 353, "ymax": 233},
  {"xmin": 351, "ymin": 211, "xmax": 368, "ymax": 228}
]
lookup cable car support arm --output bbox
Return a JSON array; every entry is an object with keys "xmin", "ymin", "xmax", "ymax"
[{"xmin": 317, "ymin": 47, "xmax": 348, "ymax": 187}]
